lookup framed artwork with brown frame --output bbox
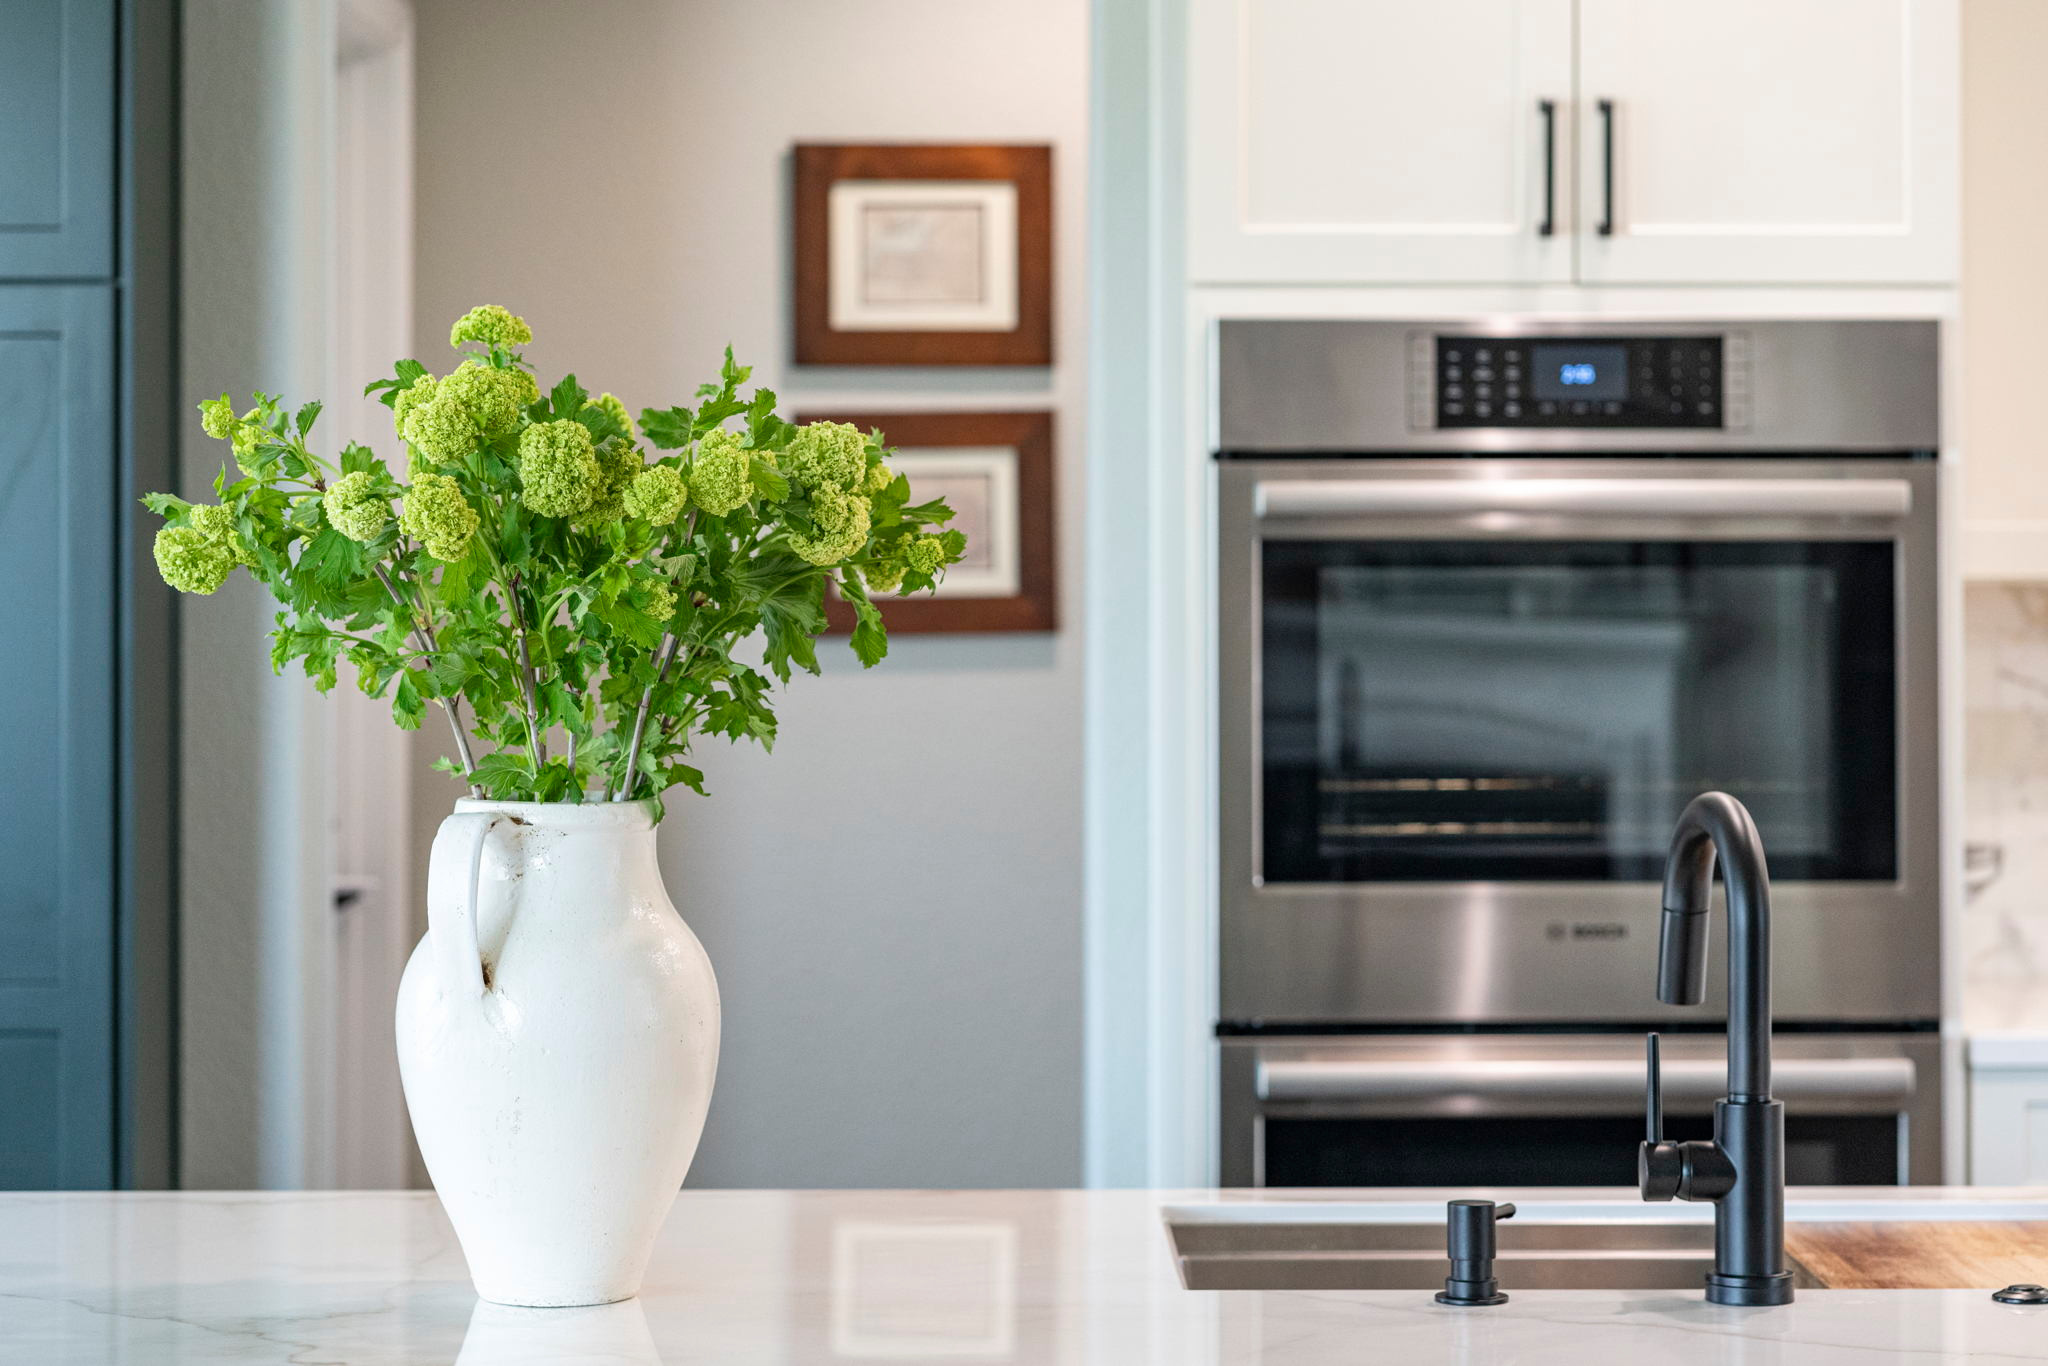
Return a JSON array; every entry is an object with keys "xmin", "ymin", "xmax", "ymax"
[
  {"xmin": 793, "ymin": 144, "xmax": 1053, "ymax": 366},
  {"xmin": 804, "ymin": 410, "xmax": 1057, "ymax": 635}
]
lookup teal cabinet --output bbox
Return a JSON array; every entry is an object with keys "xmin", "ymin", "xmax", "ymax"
[
  {"xmin": 0, "ymin": 0, "xmax": 115, "ymax": 279},
  {"xmin": 0, "ymin": 287, "xmax": 115, "ymax": 1187}
]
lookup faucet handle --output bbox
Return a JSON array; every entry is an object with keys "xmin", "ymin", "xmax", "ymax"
[
  {"xmin": 1640, "ymin": 1033, "xmax": 1684, "ymax": 1201},
  {"xmin": 1645, "ymin": 1032, "xmax": 1664, "ymax": 1144}
]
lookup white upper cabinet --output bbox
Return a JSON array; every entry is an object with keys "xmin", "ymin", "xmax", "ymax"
[
  {"xmin": 1576, "ymin": 0, "xmax": 1957, "ymax": 285},
  {"xmin": 1187, "ymin": 0, "xmax": 1959, "ymax": 288},
  {"xmin": 1187, "ymin": 0, "xmax": 1575, "ymax": 284}
]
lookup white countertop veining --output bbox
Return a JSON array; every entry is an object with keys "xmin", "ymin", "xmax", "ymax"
[{"xmin": 7, "ymin": 1187, "xmax": 2048, "ymax": 1363}]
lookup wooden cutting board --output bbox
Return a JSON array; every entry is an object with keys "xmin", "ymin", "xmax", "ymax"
[{"xmin": 1786, "ymin": 1222, "xmax": 2048, "ymax": 1289}]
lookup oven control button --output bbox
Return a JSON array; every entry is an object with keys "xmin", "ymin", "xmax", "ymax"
[
  {"xmin": 1569, "ymin": 400, "xmax": 1591, "ymax": 416},
  {"xmin": 1472, "ymin": 366, "xmax": 1495, "ymax": 382},
  {"xmin": 1444, "ymin": 384, "xmax": 1464, "ymax": 400},
  {"xmin": 1474, "ymin": 401, "xmax": 1493, "ymax": 418},
  {"xmin": 1602, "ymin": 401, "xmax": 1623, "ymax": 416},
  {"xmin": 1503, "ymin": 402, "xmax": 1522, "ymax": 418},
  {"xmin": 1474, "ymin": 347, "xmax": 1492, "ymax": 364},
  {"xmin": 1442, "ymin": 402, "xmax": 1464, "ymax": 417},
  {"xmin": 1537, "ymin": 400, "xmax": 1558, "ymax": 416}
]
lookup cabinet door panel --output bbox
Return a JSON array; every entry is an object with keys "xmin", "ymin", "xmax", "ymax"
[
  {"xmin": 1189, "ymin": 0, "xmax": 1574, "ymax": 284},
  {"xmin": 0, "ymin": 0, "xmax": 114, "ymax": 278},
  {"xmin": 0, "ymin": 287, "xmax": 114, "ymax": 1188},
  {"xmin": 1577, "ymin": 0, "xmax": 1957, "ymax": 284}
]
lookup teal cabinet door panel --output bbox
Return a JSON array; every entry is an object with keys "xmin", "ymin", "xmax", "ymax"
[
  {"xmin": 0, "ymin": 0, "xmax": 115, "ymax": 278},
  {"xmin": 0, "ymin": 286, "xmax": 115, "ymax": 1187}
]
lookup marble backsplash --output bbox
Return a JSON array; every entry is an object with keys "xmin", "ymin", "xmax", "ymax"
[{"xmin": 1963, "ymin": 583, "xmax": 2048, "ymax": 1030}]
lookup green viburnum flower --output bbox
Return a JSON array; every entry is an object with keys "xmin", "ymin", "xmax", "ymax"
[
  {"xmin": 153, "ymin": 525, "xmax": 235, "ymax": 595},
  {"xmin": 402, "ymin": 389, "xmax": 479, "ymax": 464},
  {"xmin": 321, "ymin": 470, "xmax": 389, "ymax": 543},
  {"xmin": 186, "ymin": 503, "xmax": 253, "ymax": 566},
  {"xmin": 863, "ymin": 559, "xmax": 907, "ymax": 594},
  {"xmin": 588, "ymin": 392, "xmax": 634, "ymax": 439},
  {"xmin": 688, "ymin": 428, "xmax": 755, "ymax": 517},
  {"xmin": 441, "ymin": 360, "xmax": 528, "ymax": 436},
  {"xmin": 401, "ymin": 362, "xmax": 528, "ymax": 464},
  {"xmin": 399, "ymin": 472, "xmax": 480, "ymax": 561},
  {"xmin": 789, "ymin": 485, "xmax": 871, "ymax": 566},
  {"xmin": 230, "ymin": 422, "xmax": 267, "ymax": 476},
  {"xmin": 516, "ymin": 420, "xmax": 602, "ymax": 517},
  {"xmin": 861, "ymin": 460, "xmax": 895, "ymax": 496},
  {"xmin": 623, "ymin": 464, "xmax": 687, "ymax": 525},
  {"xmin": 906, "ymin": 535, "xmax": 947, "ymax": 575},
  {"xmin": 449, "ymin": 304, "xmax": 532, "ymax": 350},
  {"xmin": 198, "ymin": 395, "xmax": 237, "ymax": 441},
  {"xmin": 392, "ymin": 374, "xmax": 440, "ymax": 438},
  {"xmin": 580, "ymin": 439, "xmax": 645, "ymax": 523},
  {"xmin": 784, "ymin": 421, "xmax": 867, "ymax": 494},
  {"xmin": 642, "ymin": 578, "xmax": 677, "ymax": 622}
]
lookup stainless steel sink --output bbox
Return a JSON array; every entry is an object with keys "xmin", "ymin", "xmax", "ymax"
[{"xmin": 1166, "ymin": 1212, "xmax": 1820, "ymax": 1292}]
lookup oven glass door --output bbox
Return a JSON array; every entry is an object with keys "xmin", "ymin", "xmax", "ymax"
[{"xmin": 1260, "ymin": 539, "xmax": 1897, "ymax": 884}]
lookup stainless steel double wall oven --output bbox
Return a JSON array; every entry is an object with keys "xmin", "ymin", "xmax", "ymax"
[{"xmin": 1217, "ymin": 320, "xmax": 1942, "ymax": 1187}]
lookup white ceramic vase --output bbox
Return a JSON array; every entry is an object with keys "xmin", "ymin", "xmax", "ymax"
[{"xmin": 396, "ymin": 798, "xmax": 720, "ymax": 1307}]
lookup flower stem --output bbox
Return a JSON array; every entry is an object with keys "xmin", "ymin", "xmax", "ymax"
[
  {"xmin": 611, "ymin": 511, "xmax": 701, "ymax": 802},
  {"xmin": 507, "ymin": 571, "xmax": 546, "ymax": 772},
  {"xmin": 611, "ymin": 634, "xmax": 678, "ymax": 802},
  {"xmin": 371, "ymin": 561, "xmax": 482, "ymax": 795}
]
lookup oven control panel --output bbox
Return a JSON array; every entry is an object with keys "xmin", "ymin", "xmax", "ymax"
[{"xmin": 1418, "ymin": 334, "xmax": 1749, "ymax": 430}]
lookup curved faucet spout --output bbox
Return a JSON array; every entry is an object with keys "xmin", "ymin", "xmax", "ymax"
[
  {"xmin": 1642, "ymin": 790, "xmax": 1791, "ymax": 1308},
  {"xmin": 1658, "ymin": 791, "xmax": 1773, "ymax": 1102}
]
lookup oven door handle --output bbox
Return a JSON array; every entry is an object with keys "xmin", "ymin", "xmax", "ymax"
[
  {"xmin": 1254, "ymin": 478, "xmax": 1914, "ymax": 522},
  {"xmin": 1258, "ymin": 1057, "xmax": 1916, "ymax": 1105}
]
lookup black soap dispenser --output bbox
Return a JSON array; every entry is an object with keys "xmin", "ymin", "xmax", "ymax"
[{"xmin": 1435, "ymin": 1199, "xmax": 1516, "ymax": 1307}]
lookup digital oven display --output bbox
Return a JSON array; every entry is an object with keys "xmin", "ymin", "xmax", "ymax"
[{"xmin": 1529, "ymin": 343, "xmax": 1628, "ymax": 402}]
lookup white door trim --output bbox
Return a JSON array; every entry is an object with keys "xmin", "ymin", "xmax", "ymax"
[{"xmin": 329, "ymin": 0, "xmax": 420, "ymax": 1190}]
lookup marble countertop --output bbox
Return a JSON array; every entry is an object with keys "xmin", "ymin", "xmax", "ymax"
[{"xmin": 8, "ymin": 1188, "xmax": 2048, "ymax": 1363}]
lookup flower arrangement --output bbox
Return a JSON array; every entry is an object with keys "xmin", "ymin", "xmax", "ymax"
[{"xmin": 148, "ymin": 305, "xmax": 965, "ymax": 809}]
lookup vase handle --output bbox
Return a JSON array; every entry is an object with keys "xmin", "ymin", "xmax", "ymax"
[{"xmin": 428, "ymin": 811, "xmax": 505, "ymax": 998}]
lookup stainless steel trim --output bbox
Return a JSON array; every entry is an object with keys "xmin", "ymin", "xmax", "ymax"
[
  {"xmin": 1221, "ymin": 1033, "xmax": 1945, "ymax": 1187},
  {"xmin": 1255, "ymin": 477, "xmax": 1913, "ymax": 521},
  {"xmin": 1259, "ymin": 1057, "xmax": 1915, "ymax": 1106},
  {"xmin": 1220, "ymin": 319, "xmax": 1938, "ymax": 453}
]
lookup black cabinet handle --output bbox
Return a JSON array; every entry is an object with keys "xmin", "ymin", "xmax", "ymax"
[
  {"xmin": 1537, "ymin": 99, "xmax": 1556, "ymax": 237},
  {"xmin": 1597, "ymin": 98, "xmax": 1616, "ymax": 237}
]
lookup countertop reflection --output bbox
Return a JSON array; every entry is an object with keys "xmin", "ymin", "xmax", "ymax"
[{"xmin": 5, "ymin": 1188, "xmax": 2048, "ymax": 1362}]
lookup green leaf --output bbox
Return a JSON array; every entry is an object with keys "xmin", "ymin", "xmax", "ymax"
[
  {"xmin": 549, "ymin": 373, "xmax": 589, "ymax": 420},
  {"xmin": 295, "ymin": 401, "xmax": 323, "ymax": 438},
  {"xmin": 392, "ymin": 670, "xmax": 426, "ymax": 730},
  {"xmin": 658, "ymin": 761, "xmax": 706, "ymax": 796},
  {"xmin": 639, "ymin": 406, "xmax": 693, "ymax": 450},
  {"xmin": 142, "ymin": 492, "xmax": 191, "ymax": 519},
  {"xmin": 364, "ymin": 359, "xmax": 430, "ymax": 408},
  {"xmin": 759, "ymin": 571, "xmax": 825, "ymax": 681},
  {"xmin": 299, "ymin": 526, "xmax": 367, "ymax": 589},
  {"xmin": 339, "ymin": 442, "xmax": 382, "ymax": 477},
  {"xmin": 837, "ymin": 570, "xmax": 888, "ymax": 667},
  {"xmin": 899, "ymin": 496, "xmax": 955, "ymax": 525},
  {"xmin": 749, "ymin": 456, "xmax": 790, "ymax": 502}
]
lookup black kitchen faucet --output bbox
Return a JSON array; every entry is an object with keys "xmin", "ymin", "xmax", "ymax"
[{"xmin": 1638, "ymin": 792, "xmax": 1795, "ymax": 1307}]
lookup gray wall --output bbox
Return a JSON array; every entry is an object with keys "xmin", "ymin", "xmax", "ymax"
[{"xmin": 412, "ymin": 0, "xmax": 1089, "ymax": 1187}]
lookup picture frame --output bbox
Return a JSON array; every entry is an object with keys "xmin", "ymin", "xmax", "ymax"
[
  {"xmin": 803, "ymin": 410, "xmax": 1057, "ymax": 634},
  {"xmin": 793, "ymin": 145, "xmax": 1053, "ymax": 366}
]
